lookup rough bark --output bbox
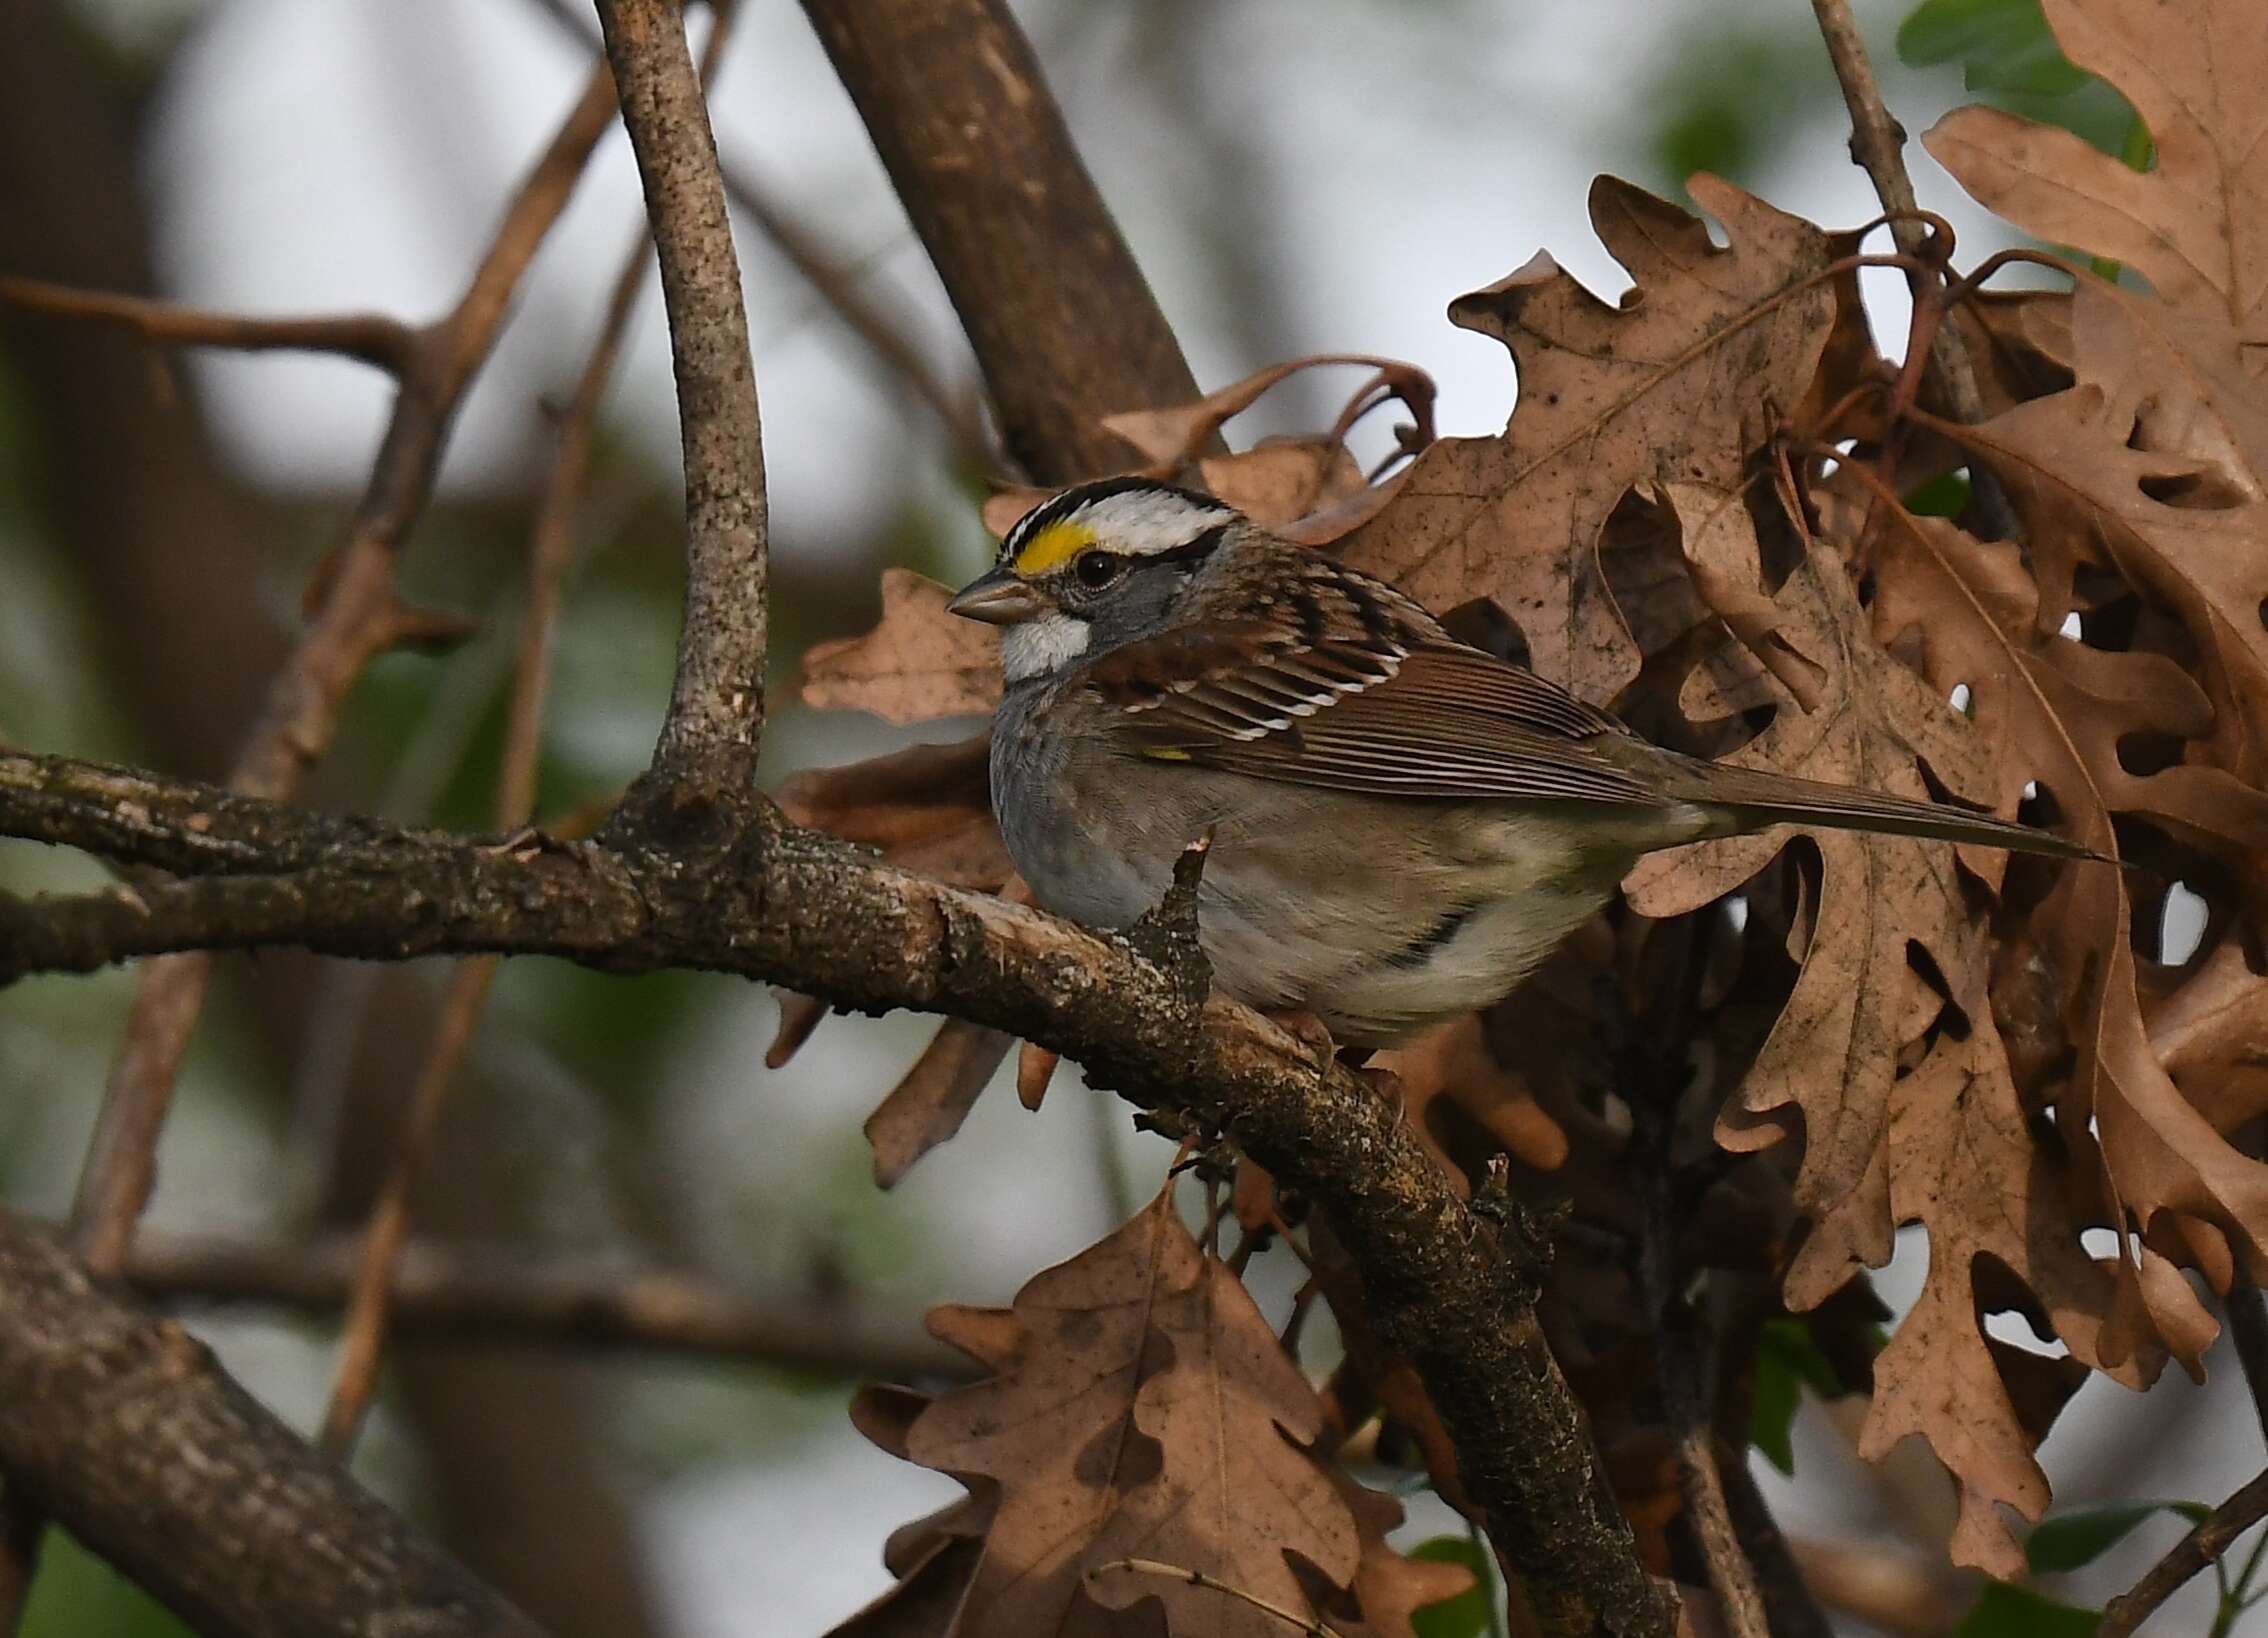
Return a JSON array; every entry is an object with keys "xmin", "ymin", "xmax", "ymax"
[
  {"xmin": 799, "ymin": 0, "xmax": 1207, "ymax": 481},
  {"xmin": 0, "ymin": 1211, "xmax": 548, "ymax": 1638},
  {"xmin": 0, "ymin": 752, "xmax": 1673, "ymax": 1637}
]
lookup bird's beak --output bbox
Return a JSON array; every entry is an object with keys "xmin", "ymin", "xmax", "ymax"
[{"xmin": 947, "ymin": 567, "xmax": 1045, "ymax": 626}]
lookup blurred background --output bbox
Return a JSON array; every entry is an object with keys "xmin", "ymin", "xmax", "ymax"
[{"xmin": 0, "ymin": 0, "xmax": 2253, "ymax": 1632}]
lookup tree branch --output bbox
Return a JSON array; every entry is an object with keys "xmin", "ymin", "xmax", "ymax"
[
  {"xmin": 318, "ymin": 7, "xmax": 738, "ymax": 1464},
  {"xmin": 1805, "ymin": 0, "xmax": 2015, "ymax": 536},
  {"xmin": 798, "ymin": 0, "xmax": 1206, "ymax": 482},
  {"xmin": 0, "ymin": 750, "xmax": 1672, "ymax": 1637},
  {"xmin": 65, "ymin": 50, "xmax": 623, "ymax": 1281},
  {"xmin": 0, "ymin": 277, "xmax": 413, "ymax": 370},
  {"xmin": 0, "ymin": 1211, "xmax": 548, "ymax": 1638},
  {"xmin": 595, "ymin": 0, "xmax": 768, "ymax": 797},
  {"xmin": 2099, "ymin": 1467, "xmax": 2268, "ymax": 1638},
  {"xmin": 111, "ymin": 1229, "xmax": 964, "ymax": 1381}
]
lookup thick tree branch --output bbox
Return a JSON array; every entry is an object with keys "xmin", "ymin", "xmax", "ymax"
[
  {"xmin": 596, "ymin": 0, "xmax": 768, "ymax": 796},
  {"xmin": 0, "ymin": 1211, "xmax": 548, "ymax": 1638},
  {"xmin": 799, "ymin": 0, "xmax": 1206, "ymax": 482},
  {"xmin": 0, "ymin": 751, "xmax": 1671, "ymax": 1637}
]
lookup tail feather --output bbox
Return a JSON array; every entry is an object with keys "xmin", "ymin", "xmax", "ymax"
[{"xmin": 1672, "ymin": 760, "xmax": 2106, "ymax": 863}]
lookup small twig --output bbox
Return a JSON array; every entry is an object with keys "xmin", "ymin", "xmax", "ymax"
[
  {"xmin": 0, "ymin": 278, "xmax": 414, "ymax": 370},
  {"xmin": 315, "ymin": 41, "xmax": 697, "ymax": 1462},
  {"xmin": 597, "ymin": 0, "xmax": 769, "ymax": 798},
  {"xmin": 1087, "ymin": 1557, "xmax": 1346, "ymax": 1638},
  {"xmin": 1625, "ymin": 921, "xmax": 1770, "ymax": 1638},
  {"xmin": 1806, "ymin": 0, "xmax": 2016, "ymax": 539},
  {"xmin": 66, "ymin": 50, "xmax": 623, "ymax": 1283},
  {"xmin": 521, "ymin": 0, "xmax": 993, "ymax": 468},
  {"xmin": 111, "ymin": 1228, "xmax": 962, "ymax": 1380},
  {"xmin": 2100, "ymin": 1468, "xmax": 2268, "ymax": 1638},
  {"xmin": 313, "ymin": 958, "xmax": 496, "ymax": 1457}
]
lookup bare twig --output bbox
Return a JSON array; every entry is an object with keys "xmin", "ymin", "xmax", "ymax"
[
  {"xmin": 527, "ymin": 0, "xmax": 991, "ymax": 467},
  {"xmin": 0, "ymin": 749, "xmax": 1673, "ymax": 1638},
  {"xmin": 799, "ymin": 0, "xmax": 1208, "ymax": 482},
  {"xmin": 66, "ymin": 52, "xmax": 622, "ymax": 1281},
  {"xmin": 2099, "ymin": 1468, "xmax": 2268, "ymax": 1638},
  {"xmin": 1626, "ymin": 924, "xmax": 1770, "ymax": 1638},
  {"xmin": 314, "ymin": 959, "xmax": 499, "ymax": 1457},
  {"xmin": 0, "ymin": 277, "xmax": 413, "ymax": 370},
  {"xmin": 112, "ymin": 1229, "xmax": 962, "ymax": 1380},
  {"xmin": 316, "ymin": 20, "xmax": 715, "ymax": 1461},
  {"xmin": 723, "ymin": 156, "xmax": 996, "ymax": 470},
  {"xmin": 596, "ymin": 0, "xmax": 768, "ymax": 797},
  {"xmin": 1806, "ymin": 0, "xmax": 2015, "ymax": 537},
  {"xmin": 1715, "ymin": 1441, "xmax": 1835, "ymax": 1638},
  {"xmin": 0, "ymin": 1212, "xmax": 548, "ymax": 1638}
]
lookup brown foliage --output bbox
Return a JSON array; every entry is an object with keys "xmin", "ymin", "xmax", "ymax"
[
  {"xmin": 791, "ymin": 0, "xmax": 2268, "ymax": 1601},
  {"xmin": 836, "ymin": 1187, "xmax": 1469, "ymax": 1637}
]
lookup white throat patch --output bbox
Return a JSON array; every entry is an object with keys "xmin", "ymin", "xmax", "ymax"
[{"xmin": 1001, "ymin": 612, "xmax": 1091, "ymax": 683}]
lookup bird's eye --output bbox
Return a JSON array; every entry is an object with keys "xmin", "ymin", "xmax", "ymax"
[{"xmin": 1073, "ymin": 550, "xmax": 1123, "ymax": 589}]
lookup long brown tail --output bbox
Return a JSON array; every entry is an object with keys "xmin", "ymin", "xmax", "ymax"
[{"xmin": 1665, "ymin": 758, "xmax": 2106, "ymax": 862}]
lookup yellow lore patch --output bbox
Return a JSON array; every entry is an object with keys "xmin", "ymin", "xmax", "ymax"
[{"xmin": 1011, "ymin": 518, "xmax": 1096, "ymax": 577}]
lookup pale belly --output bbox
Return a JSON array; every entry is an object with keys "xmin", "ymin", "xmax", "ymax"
[{"xmin": 991, "ymin": 699, "xmax": 1639, "ymax": 1045}]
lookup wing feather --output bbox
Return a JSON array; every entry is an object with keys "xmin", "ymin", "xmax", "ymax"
[{"xmin": 1088, "ymin": 585, "xmax": 1660, "ymax": 798}]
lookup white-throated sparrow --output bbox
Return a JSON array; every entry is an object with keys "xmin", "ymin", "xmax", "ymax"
[{"xmin": 950, "ymin": 478, "xmax": 2093, "ymax": 1046}]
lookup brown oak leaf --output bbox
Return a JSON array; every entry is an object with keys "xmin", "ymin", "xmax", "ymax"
[
  {"xmin": 1925, "ymin": 0, "xmax": 2268, "ymax": 359},
  {"xmin": 867, "ymin": 1186, "xmax": 1446, "ymax": 1637},
  {"xmin": 1340, "ymin": 175, "xmax": 1836, "ymax": 705},
  {"xmin": 800, "ymin": 569, "xmax": 1002, "ymax": 724},
  {"xmin": 1954, "ymin": 280, "xmax": 2268, "ymax": 814},
  {"xmin": 1625, "ymin": 486, "xmax": 2016, "ymax": 1307},
  {"xmin": 773, "ymin": 735, "xmax": 1012, "ymax": 892}
]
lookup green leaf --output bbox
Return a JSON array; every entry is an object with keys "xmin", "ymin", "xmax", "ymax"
[
  {"xmin": 1410, "ymin": 1534, "xmax": 1496, "ymax": 1638},
  {"xmin": 1897, "ymin": 0, "xmax": 2089, "ymax": 97},
  {"xmin": 1748, "ymin": 1316, "xmax": 1846, "ymax": 1476},
  {"xmin": 1903, "ymin": 471, "xmax": 1973, "ymax": 519},
  {"xmin": 2026, "ymin": 1500, "xmax": 2212, "ymax": 1574},
  {"xmin": 1955, "ymin": 1582, "xmax": 2101, "ymax": 1638},
  {"xmin": 21, "ymin": 1531, "xmax": 196, "ymax": 1638}
]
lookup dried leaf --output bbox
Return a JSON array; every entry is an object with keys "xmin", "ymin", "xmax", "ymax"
[
  {"xmin": 864, "ymin": 1018, "xmax": 1018, "ymax": 1189},
  {"xmin": 2149, "ymin": 941, "xmax": 2268, "ymax": 1132},
  {"xmin": 1371, "ymin": 1015, "xmax": 1569, "ymax": 1187},
  {"xmin": 1016, "ymin": 1041, "xmax": 1061, "ymax": 1112},
  {"xmin": 865, "ymin": 1187, "xmax": 1417, "ymax": 1637},
  {"xmin": 1956, "ymin": 280, "xmax": 2268, "ymax": 811},
  {"xmin": 774, "ymin": 736, "xmax": 1013, "ymax": 892},
  {"xmin": 800, "ymin": 570, "xmax": 1002, "ymax": 723},
  {"xmin": 764, "ymin": 989, "xmax": 831, "ymax": 1069},
  {"xmin": 1925, "ymin": 0, "xmax": 2268, "ymax": 353},
  {"xmin": 1341, "ymin": 175, "xmax": 1836, "ymax": 704},
  {"xmin": 1627, "ymin": 486, "xmax": 2015, "ymax": 1305}
]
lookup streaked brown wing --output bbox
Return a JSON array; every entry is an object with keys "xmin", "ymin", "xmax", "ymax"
[{"xmin": 1098, "ymin": 634, "xmax": 1661, "ymax": 806}]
